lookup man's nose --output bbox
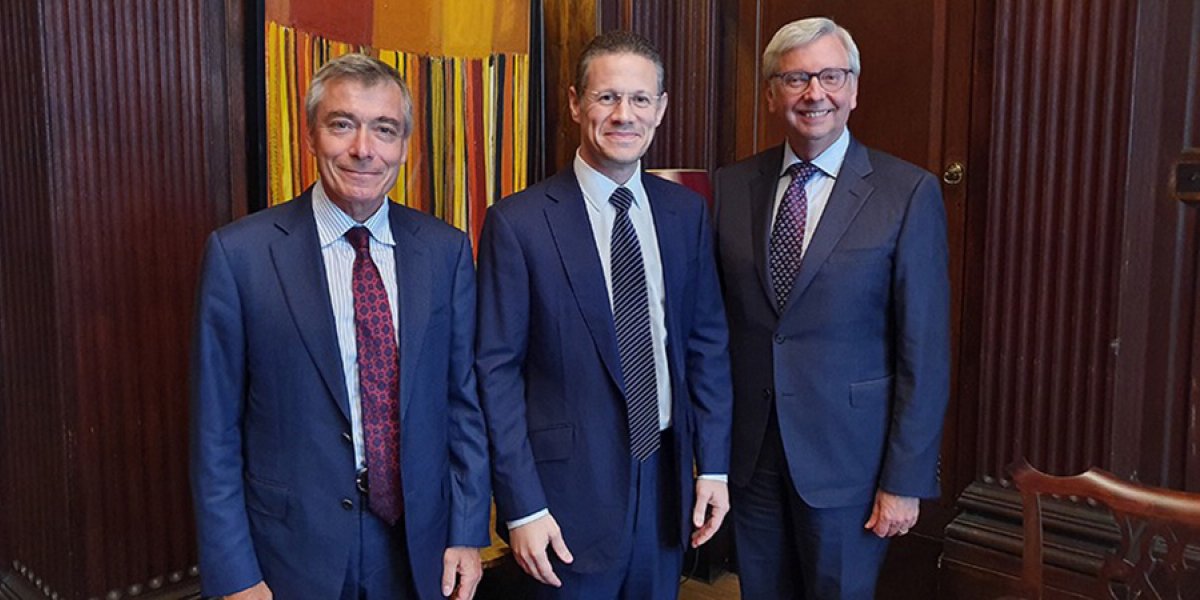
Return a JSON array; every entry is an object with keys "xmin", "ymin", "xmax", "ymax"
[
  {"xmin": 348, "ymin": 128, "xmax": 374, "ymax": 159},
  {"xmin": 609, "ymin": 97, "xmax": 635, "ymax": 121}
]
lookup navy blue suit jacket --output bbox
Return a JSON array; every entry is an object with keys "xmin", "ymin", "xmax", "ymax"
[
  {"xmin": 475, "ymin": 168, "xmax": 733, "ymax": 573},
  {"xmin": 189, "ymin": 190, "xmax": 490, "ymax": 599},
  {"xmin": 714, "ymin": 139, "xmax": 950, "ymax": 508}
]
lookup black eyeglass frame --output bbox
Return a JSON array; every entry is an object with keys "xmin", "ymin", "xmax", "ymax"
[{"xmin": 769, "ymin": 67, "xmax": 856, "ymax": 92}]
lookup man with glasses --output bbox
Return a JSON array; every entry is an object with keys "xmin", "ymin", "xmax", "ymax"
[
  {"xmin": 476, "ymin": 31, "xmax": 733, "ymax": 599},
  {"xmin": 714, "ymin": 17, "xmax": 950, "ymax": 599}
]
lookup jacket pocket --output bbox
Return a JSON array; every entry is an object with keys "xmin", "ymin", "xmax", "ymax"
[
  {"xmin": 849, "ymin": 375, "xmax": 893, "ymax": 409},
  {"xmin": 244, "ymin": 474, "xmax": 290, "ymax": 519},
  {"xmin": 529, "ymin": 424, "xmax": 573, "ymax": 463}
]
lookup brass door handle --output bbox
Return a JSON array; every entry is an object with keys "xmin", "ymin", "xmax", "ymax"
[{"xmin": 943, "ymin": 162, "xmax": 964, "ymax": 185}]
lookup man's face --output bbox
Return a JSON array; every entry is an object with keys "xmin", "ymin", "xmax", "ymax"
[
  {"xmin": 306, "ymin": 78, "xmax": 409, "ymax": 218},
  {"xmin": 569, "ymin": 52, "xmax": 667, "ymax": 184},
  {"xmin": 766, "ymin": 35, "xmax": 858, "ymax": 160}
]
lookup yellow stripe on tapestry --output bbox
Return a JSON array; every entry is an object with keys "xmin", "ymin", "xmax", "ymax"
[
  {"xmin": 452, "ymin": 57, "xmax": 466, "ymax": 231},
  {"xmin": 483, "ymin": 56, "xmax": 496, "ymax": 211},
  {"xmin": 263, "ymin": 22, "xmax": 529, "ymax": 246},
  {"xmin": 430, "ymin": 57, "xmax": 446, "ymax": 222}
]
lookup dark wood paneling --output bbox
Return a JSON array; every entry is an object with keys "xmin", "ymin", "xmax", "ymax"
[
  {"xmin": 623, "ymin": 0, "xmax": 721, "ymax": 172},
  {"xmin": 0, "ymin": 0, "xmax": 72, "ymax": 596},
  {"xmin": 975, "ymin": 0, "xmax": 1134, "ymax": 482},
  {"xmin": 0, "ymin": 1, "xmax": 243, "ymax": 598},
  {"xmin": 542, "ymin": 0, "xmax": 600, "ymax": 173}
]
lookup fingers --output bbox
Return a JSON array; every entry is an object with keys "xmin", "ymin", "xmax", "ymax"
[
  {"xmin": 549, "ymin": 529, "xmax": 575, "ymax": 565},
  {"xmin": 511, "ymin": 517, "xmax": 571, "ymax": 588},
  {"xmin": 692, "ymin": 488, "xmax": 711, "ymax": 529},
  {"xmin": 528, "ymin": 546, "xmax": 562, "ymax": 588},
  {"xmin": 442, "ymin": 554, "xmax": 457, "ymax": 596},
  {"xmin": 451, "ymin": 565, "xmax": 481, "ymax": 600}
]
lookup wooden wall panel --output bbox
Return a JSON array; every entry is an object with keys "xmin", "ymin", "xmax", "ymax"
[
  {"xmin": 0, "ymin": 1, "xmax": 73, "ymax": 595},
  {"xmin": 975, "ymin": 0, "xmax": 1134, "ymax": 482},
  {"xmin": 0, "ymin": 1, "xmax": 243, "ymax": 598},
  {"xmin": 623, "ymin": 0, "xmax": 721, "ymax": 172}
]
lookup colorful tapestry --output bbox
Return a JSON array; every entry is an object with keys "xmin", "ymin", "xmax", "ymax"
[{"xmin": 265, "ymin": 18, "xmax": 529, "ymax": 243}]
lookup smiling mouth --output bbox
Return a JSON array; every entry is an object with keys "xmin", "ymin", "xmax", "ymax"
[{"xmin": 799, "ymin": 109, "xmax": 834, "ymax": 118}]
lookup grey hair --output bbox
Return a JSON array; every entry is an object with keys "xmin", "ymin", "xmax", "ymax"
[
  {"xmin": 305, "ymin": 53, "xmax": 413, "ymax": 138},
  {"xmin": 761, "ymin": 17, "xmax": 861, "ymax": 81}
]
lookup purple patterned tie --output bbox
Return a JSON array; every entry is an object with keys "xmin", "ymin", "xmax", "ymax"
[
  {"xmin": 346, "ymin": 226, "xmax": 403, "ymax": 525},
  {"xmin": 769, "ymin": 162, "xmax": 819, "ymax": 308}
]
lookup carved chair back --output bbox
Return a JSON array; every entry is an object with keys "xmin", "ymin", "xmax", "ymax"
[{"xmin": 1010, "ymin": 459, "xmax": 1200, "ymax": 599}]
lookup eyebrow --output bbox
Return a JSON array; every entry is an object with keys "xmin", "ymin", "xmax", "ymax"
[{"xmin": 322, "ymin": 111, "xmax": 403, "ymax": 127}]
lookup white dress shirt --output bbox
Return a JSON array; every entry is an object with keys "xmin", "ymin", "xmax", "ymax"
[
  {"xmin": 574, "ymin": 154, "xmax": 674, "ymax": 432},
  {"xmin": 311, "ymin": 181, "xmax": 400, "ymax": 470},
  {"xmin": 771, "ymin": 127, "xmax": 852, "ymax": 256}
]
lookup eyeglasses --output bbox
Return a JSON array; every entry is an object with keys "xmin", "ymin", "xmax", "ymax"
[
  {"xmin": 770, "ymin": 68, "xmax": 855, "ymax": 92},
  {"xmin": 585, "ymin": 90, "xmax": 663, "ymax": 110}
]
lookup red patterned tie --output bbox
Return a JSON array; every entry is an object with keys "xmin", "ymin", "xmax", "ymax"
[{"xmin": 346, "ymin": 226, "xmax": 403, "ymax": 525}]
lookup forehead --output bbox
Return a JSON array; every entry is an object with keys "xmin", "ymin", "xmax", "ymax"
[
  {"xmin": 583, "ymin": 52, "xmax": 659, "ymax": 90},
  {"xmin": 775, "ymin": 35, "xmax": 850, "ymax": 71},
  {"xmin": 316, "ymin": 78, "xmax": 406, "ymax": 118}
]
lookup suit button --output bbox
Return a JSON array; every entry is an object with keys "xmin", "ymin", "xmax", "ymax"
[
  {"xmin": 774, "ymin": 335, "xmax": 785, "ymax": 344},
  {"xmin": 762, "ymin": 388, "xmax": 774, "ymax": 399},
  {"xmin": 341, "ymin": 498, "xmax": 354, "ymax": 511},
  {"xmin": 342, "ymin": 431, "xmax": 352, "ymax": 443}
]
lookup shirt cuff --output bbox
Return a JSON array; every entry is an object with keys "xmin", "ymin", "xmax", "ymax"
[
  {"xmin": 697, "ymin": 474, "xmax": 728, "ymax": 482},
  {"xmin": 506, "ymin": 508, "xmax": 550, "ymax": 529}
]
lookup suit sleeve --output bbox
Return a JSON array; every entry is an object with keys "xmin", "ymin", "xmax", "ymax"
[
  {"xmin": 474, "ymin": 207, "xmax": 549, "ymax": 522},
  {"xmin": 879, "ymin": 173, "xmax": 951, "ymax": 499},
  {"xmin": 686, "ymin": 201, "xmax": 734, "ymax": 475},
  {"xmin": 446, "ymin": 234, "xmax": 493, "ymax": 547},
  {"xmin": 189, "ymin": 232, "xmax": 263, "ymax": 595}
]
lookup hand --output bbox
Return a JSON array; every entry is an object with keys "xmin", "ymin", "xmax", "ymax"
[
  {"xmin": 690, "ymin": 479, "xmax": 730, "ymax": 548},
  {"xmin": 864, "ymin": 490, "xmax": 920, "ymax": 538},
  {"xmin": 442, "ymin": 546, "xmax": 483, "ymax": 599},
  {"xmin": 224, "ymin": 581, "xmax": 272, "ymax": 600},
  {"xmin": 509, "ymin": 513, "xmax": 574, "ymax": 587}
]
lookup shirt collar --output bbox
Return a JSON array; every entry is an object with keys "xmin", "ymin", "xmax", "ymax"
[
  {"xmin": 573, "ymin": 151, "xmax": 648, "ymax": 212},
  {"xmin": 311, "ymin": 180, "xmax": 395, "ymax": 248},
  {"xmin": 781, "ymin": 127, "xmax": 851, "ymax": 180}
]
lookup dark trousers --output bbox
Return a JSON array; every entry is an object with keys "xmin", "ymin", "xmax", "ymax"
[
  {"xmin": 535, "ymin": 445, "xmax": 683, "ymax": 600},
  {"xmin": 340, "ymin": 496, "xmax": 415, "ymax": 600},
  {"xmin": 732, "ymin": 412, "xmax": 888, "ymax": 600}
]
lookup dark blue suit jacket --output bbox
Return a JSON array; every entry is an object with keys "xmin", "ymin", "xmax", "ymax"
[
  {"xmin": 714, "ymin": 139, "xmax": 950, "ymax": 508},
  {"xmin": 475, "ymin": 168, "xmax": 733, "ymax": 573},
  {"xmin": 189, "ymin": 190, "xmax": 490, "ymax": 599}
]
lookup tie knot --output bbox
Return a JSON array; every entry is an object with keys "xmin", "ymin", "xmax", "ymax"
[
  {"xmin": 345, "ymin": 226, "xmax": 371, "ymax": 252},
  {"xmin": 787, "ymin": 162, "xmax": 818, "ymax": 184},
  {"xmin": 609, "ymin": 187, "xmax": 635, "ymax": 212}
]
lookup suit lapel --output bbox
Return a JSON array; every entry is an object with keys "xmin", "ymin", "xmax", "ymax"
[
  {"xmin": 543, "ymin": 170, "xmax": 625, "ymax": 390},
  {"xmin": 269, "ymin": 192, "xmax": 352, "ymax": 423},
  {"xmin": 389, "ymin": 206, "xmax": 430, "ymax": 422},
  {"xmin": 750, "ymin": 146, "xmax": 785, "ymax": 314},
  {"xmin": 781, "ymin": 138, "xmax": 875, "ymax": 313}
]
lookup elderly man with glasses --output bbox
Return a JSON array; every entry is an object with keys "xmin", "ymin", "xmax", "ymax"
[{"xmin": 713, "ymin": 16, "xmax": 951, "ymax": 599}]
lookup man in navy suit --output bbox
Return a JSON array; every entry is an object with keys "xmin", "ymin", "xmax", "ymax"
[
  {"xmin": 714, "ymin": 17, "xmax": 951, "ymax": 599},
  {"xmin": 475, "ymin": 31, "xmax": 733, "ymax": 599},
  {"xmin": 190, "ymin": 54, "xmax": 490, "ymax": 600}
]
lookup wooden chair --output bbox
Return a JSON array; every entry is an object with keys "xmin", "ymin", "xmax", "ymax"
[{"xmin": 1009, "ymin": 459, "xmax": 1200, "ymax": 599}]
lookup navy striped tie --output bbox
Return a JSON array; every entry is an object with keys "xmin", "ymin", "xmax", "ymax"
[{"xmin": 609, "ymin": 186, "xmax": 660, "ymax": 461}]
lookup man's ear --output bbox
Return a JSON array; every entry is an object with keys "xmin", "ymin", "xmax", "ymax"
[{"xmin": 568, "ymin": 86, "xmax": 582, "ymax": 124}]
